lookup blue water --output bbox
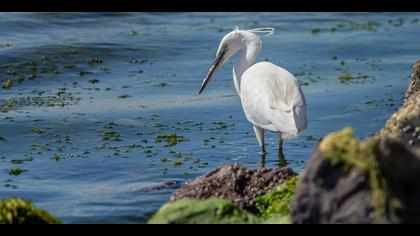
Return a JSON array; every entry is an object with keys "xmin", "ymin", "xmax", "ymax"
[{"xmin": 0, "ymin": 12, "xmax": 419, "ymax": 223}]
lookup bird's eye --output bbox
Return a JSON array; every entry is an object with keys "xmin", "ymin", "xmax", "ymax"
[{"xmin": 223, "ymin": 44, "xmax": 228, "ymax": 50}]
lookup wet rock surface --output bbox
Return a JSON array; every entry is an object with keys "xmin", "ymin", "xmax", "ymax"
[
  {"xmin": 379, "ymin": 61, "xmax": 420, "ymax": 148},
  {"xmin": 405, "ymin": 60, "xmax": 420, "ymax": 104},
  {"xmin": 292, "ymin": 149, "xmax": 375, "ymax": 224},
  {"xmin": 141, "ymin": 180, "xmax": 179, "ymax": 192},
  {"xmin": 378, "ymin": 98, "xmax": 420, "ymax": 148},
  {"xmin": 170, "ymin": 163, "xmax": 297, "ymax": 212},
  {"xmin": 292, "ymin": 133, "xmax": 420, "ymax": 224}
]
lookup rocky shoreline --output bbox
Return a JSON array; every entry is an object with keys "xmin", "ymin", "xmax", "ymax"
[{"xmin": 149, "ymin": 60, "xmax": 420, "ymax": 224}]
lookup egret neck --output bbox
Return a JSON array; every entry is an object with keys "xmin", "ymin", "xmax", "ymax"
[{"xmin": 233, "ymin": 40, "xmax": 261, "ymax": 96}]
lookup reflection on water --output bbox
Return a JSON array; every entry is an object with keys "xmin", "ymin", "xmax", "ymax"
[
  {"xmin": 258, "ymin": 147, "xmax": 288, "ymax": 168},
  {"xmin": 0, "ymin": 12, "xmax": 419, "ymax": 223}
]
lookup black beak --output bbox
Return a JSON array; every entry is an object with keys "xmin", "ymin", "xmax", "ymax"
[{"xmin": 198, "ymin": 51, "xmax": 225, "ymax": 95}]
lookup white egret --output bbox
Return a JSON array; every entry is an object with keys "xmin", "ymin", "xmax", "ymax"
[{"xmin": 198, "ymin": 27, "xmax": 307, "ymax": 163}]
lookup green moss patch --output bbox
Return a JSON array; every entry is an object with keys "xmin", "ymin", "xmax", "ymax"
[
  {"xmin": 155, "ymin": 133, "xmax": 186, "ymax": 147},
  {"xmin": 339, "ymin": 74, "xmax": 353, "ymax": 83},
  {"xmin": 0, "ymin": 198, "xmax": 60, "ymax": 224},
  {"xmin": 2, "ymin": 80, "xmax": 13, "ymax": 89},
  {"xmin": 148, "ymin": 198, "xmax": 260, "ymax": 224},
  {"xmin": 8, "ymin": 168, "xmax": 27, "ymax": 176},
  {"xmin": 254, "ymin": 176, "xmax": 299, "ymax": 222}
]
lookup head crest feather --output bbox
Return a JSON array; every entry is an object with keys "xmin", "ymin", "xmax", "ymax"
[
  {"xmin": 246, "ymin": 27, "xmax": 275, "ymax": 37},
  {"xmin": 232, "ymin": 26, "xmax": 274, "ymax": 37}
]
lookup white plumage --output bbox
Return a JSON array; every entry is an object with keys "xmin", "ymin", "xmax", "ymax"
[
  {"xmin": 241, "ymin": 62, "xmax": 307, "ymax": 138},
  {"xmin": 199, "ymin": 27, "xmax": 307, "ymax": 161}
]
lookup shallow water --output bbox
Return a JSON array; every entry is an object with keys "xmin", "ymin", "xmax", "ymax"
[{"xmin": 0, "ymin": 12, "xmax": 419, "ymax": 223}]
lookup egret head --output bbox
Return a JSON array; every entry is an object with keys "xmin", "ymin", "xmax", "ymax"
[{"xmin": 198, "ymin": 27, "xmax": 274, "ymax": 94}]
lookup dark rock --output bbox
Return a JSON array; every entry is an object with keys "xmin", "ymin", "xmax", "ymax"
[
  {"xmin": 377, "ymin": 138, "xmax": 420, "ymax": 223},
  {"xmin": 171, "ymin": 163, "xmax": 297, "ymax": 212},
  {"xmin": 141, "ymin": 180, "xmax": 178, "ymax": 192},
  {"xmin": 378, "ymin": 97, "xmax": 420, "ymax": 148},
  {"xmin": 291, "ymin": 131, "xmax": 377, "ymax": 224},
  {"xmin": 292, "ymin": 129, "xmax": 420, "ymax": 224}
]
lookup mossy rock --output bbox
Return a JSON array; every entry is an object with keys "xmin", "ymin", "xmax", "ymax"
[
  {"xmin": 149, "ymin": 176, "xmax": 299, "ymax": 224},
  {"xmin": 254, "ymin": 176, "xmax": 298, "ymax": 222},
  {"xmin": 292, "ymin": 127, "xmax": 418, "ymax": 223},
  {"xmin": 0, "ymin": 198, "xmax": 61, "ymax": 224},
  {"xmin": 148, "ymin": 198, "xmax": 260, "ymax": 224},
  {"xmin": 319, "ymin": 127, "xmax": 388, "ymax": 217}
]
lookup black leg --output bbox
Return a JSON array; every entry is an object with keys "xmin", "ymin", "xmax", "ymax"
[
  {"xmin": 261, "ymin": 144, "xmax": 266, "ymax": 156},
  {"xmin": 259, "ymin": 151, "xmax": 266, "ymax": 168}
]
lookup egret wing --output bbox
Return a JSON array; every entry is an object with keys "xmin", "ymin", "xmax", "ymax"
[{"xmin": 240, "ymin": 62, "xmax": 306, "ymax": 135}]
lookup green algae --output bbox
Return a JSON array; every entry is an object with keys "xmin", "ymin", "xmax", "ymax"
[
  {"xmin": 155, "ymin": 133, "xmax": 186, "ymax": 147},
  {"xmin": 62, "ymin": 64, "xmax": 75, "ymax": 69},
  {"xmin": 173, "ymin": 161, "xmax": 183, "ymax": 167},
  {"xmin": 52, "ymin": 155, "xmax": 61, "ymax": 161},
  {"xmin": 304, "ymin": 135, "xmax": 315, "ymax": 141},
  {"xmin": 88, "ymin": 57, "xmax": 103, "ymax": 65},
  {"xmin": 10, "ymin": 157, "xmax": 33, "ymax": 164},
  {"xmin": 8, "ymin": 168, "xmax": 27, "ymax": 176},
  {"xmin": 2, "ymin": 80, "xmax": 13, "ymax": 89},
  {"xmin": 0, "ymin": 198, "xmax": 60, "ymax": 224},
  {"xmin": 212, "ymin": 121, "xmax": 228, "ymax": 130},
  {"xmin": 118, "ymin": 95, "xmax": 130, "ymax": 99},
  {"xmin": 88, "ymin": 79, "xmax": 100, "ymax": 84},
  {"xmin": 339, "ymin": 74, "xmax": 353, "ymax": 83},
  {"xmin": 102, "ymin": 131, "xmax": 122, "ymax": 141},
  {"xmin": 254, "ymin": 176, "xmax": 299, "ymax": 221},
  {"xmin": 156, "ymin": 82, "xmax": 168, "ymax": 88},
  {"xmin": 16, "ymin": 75, "xmax": 25, "ymax": 83},
  {"xmin": 31, "ymin": 128, "xmax": 44, "ymax": 134},
  {"xmin": 169, "ymin": 150, "xmax": 182, "ymax": 158},
  {"xmin": 336, "ymin": 20, "xmax": 380, "ymax": 32},
  {"xmin": 311, "ymin": 28, "xmax": 321, "ymax": 34},
  {"xmin": 0, "ymin": 91, "xmax": 80, "ymax": 111},
  {"xmin": 309, "ymin": 20, "xmax": 381, "ymax": 37},
  {"xmin": 11, "ymin": 160, "xmax": 24, "ymax": 164},
  {"xmin": 131, "ymin": 30, "xmax": 139, "ymax": 36},
  {"xmin": 148, "ymin": 198, "xmax": 260, "ymax": 224},
  {"xmin": 160, "ymin": 158, "xmax": 170, "ymax": 163}
]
